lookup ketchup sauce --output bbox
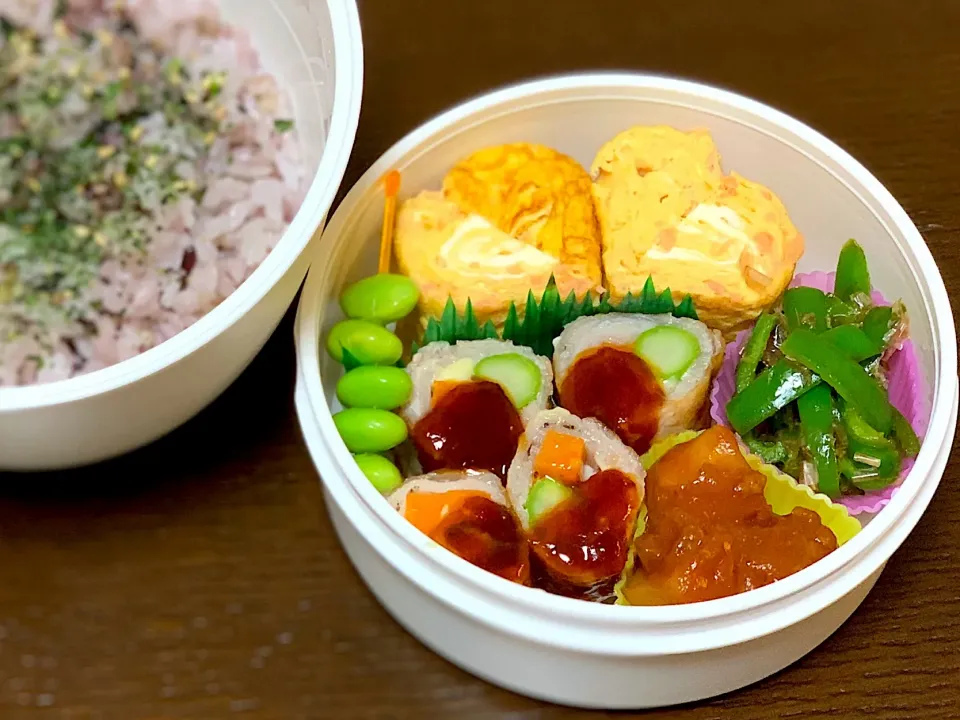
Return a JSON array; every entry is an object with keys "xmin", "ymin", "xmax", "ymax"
[
  {"xmin": 433, "ymin": 495, "xmax": 530, "ymax": 584},
  {"xmin": 529, "ymin": 468, "xmax": 640, "ymax": 598},
  {"xmin": 558, "ymin": 346, "xmax": 665, "ymax": 456},
  {"xmin": 411, "ymin": 380, "xmax": 524, "ymax": 482}
]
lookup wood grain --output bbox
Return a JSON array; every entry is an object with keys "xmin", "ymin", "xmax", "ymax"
[{"xmin": 1, "ymin": 1, "xmax": 959, "ymax": 717}]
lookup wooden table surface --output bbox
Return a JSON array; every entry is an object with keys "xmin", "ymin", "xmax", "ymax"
[{"xmin": 2, "ymin": 1, "xmax": 960, "ymax": 718}]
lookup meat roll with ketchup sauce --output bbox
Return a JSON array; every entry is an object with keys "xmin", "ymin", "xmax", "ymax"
[
  {"xmin": 506, "ymin": 408, "xmax": 645, "ymax": 602},
  {"xmin": 389, "ymin": 470, "xmax": 530, "ymax": 584},
  {"xmin": 400, "ymin": 339, "xmax": 553, "ymax": 481},
  {"xmin": 553, "ymin": 313, "xmax": 724, "ymax": 457}
]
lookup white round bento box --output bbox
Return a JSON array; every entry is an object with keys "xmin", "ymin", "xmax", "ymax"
[
  {"xmin": 0, "ymin": 0, "xmax": 363, "ymax": 471},
  {"xmin": 294, "ymin": 75, "xmax": 959, "ymax": 708}
]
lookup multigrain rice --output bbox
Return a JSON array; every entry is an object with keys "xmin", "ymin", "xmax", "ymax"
[{"xmin": 0, "ymin": 0, "xmax": 305, "ymax": 386}]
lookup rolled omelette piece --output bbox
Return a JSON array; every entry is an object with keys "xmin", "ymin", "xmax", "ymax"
[
  {"xmin": 443, "ymin": 143, "xmax": 603, "ymax": 286},
  {"xmin": 506, "ymin": 408, "xmax": 645, "ymax": 601},
  {"xmin": 553, "ymin": 313, "xmax": 724, "ymax": 457},
  {"xmin": 395, "ymin": 142, "xmax": 604, "ymax": 332},
  {"xmin": 389, "ymin": 470, "xmax": 530, "ymax": 585},
  {"xmin": 591, "ymin": 125, "xmax": 804, "ymax": 338},
  {"xmin": 400, "ymin": 339, "xmax": 554, "ymax": 482}
]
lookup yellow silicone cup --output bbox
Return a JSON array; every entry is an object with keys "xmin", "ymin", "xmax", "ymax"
[{"xmin": 615, "ymin": 431, "xmax": 862, "ymax": 605}]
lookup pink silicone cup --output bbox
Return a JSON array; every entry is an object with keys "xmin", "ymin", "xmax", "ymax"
[{"xmin": 708, "ymin": 271, "xmax": 930, "ymax": 516}]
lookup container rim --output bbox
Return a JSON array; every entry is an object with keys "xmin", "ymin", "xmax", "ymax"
[
  {"xmin": 295, "ymin": 73, "xmax": 958, "ymax": 648},
  {"xmin": 0, "ymin": 0, "xmax": 364, "ymax": 412}
]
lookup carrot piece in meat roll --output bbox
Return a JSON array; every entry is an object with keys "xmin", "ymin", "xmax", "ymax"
[
  {"xmin": 506, "ymin": 408, "xmax": 645, "ymax": 601},
  {"xmin": 553, "ymin": 313, "xmax": 724, "ymax": 456},
  {"xmin": 388, "ymin": 470, "xmax": 530, "ymax": 584},
  {"xmin": 400, "ymin": 340, "xmax": 553, "ymax": 481}
]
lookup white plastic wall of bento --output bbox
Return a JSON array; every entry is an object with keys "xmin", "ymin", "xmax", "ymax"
[
  {"xmin": 327, "ymin": 483, "xmax": 880, "ymax": 708},
  {"xmin": 0, "ymin": 0, "xmax": 363, "ymax": 470}
]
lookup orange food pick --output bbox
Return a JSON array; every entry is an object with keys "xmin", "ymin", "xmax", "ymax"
[
  {"xmin": 533, "ymin": 429, "xmax": 586, "ymax": 485},
  {"xmin": 378, "ymin": 170, "xmax": 402, "ymax": 274},
  {"xmin": 403, "ymin": 489, "xmax": 487, "ymax": 536}
]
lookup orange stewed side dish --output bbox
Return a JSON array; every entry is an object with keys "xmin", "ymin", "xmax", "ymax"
[{"xmin": 622, "ymin": 426, "xmax": 838, "ymax": 605}]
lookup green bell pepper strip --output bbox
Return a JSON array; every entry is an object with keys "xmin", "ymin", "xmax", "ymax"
[
  {"xmin": 780, "ymin": 329, "xmax": 894, "ymax": 434},
  {"xmin": 826, "ymin": 295, "xmax": 860, "ymax": 328},
  {"xmin": 840, "ymin": 401, "xmax": 902, "ymax": 484},
  {"xmin": 820, "ymin": 324, "xmax": 884, "ymax": 359},
  {"xmin": 862, "ymin": 305, "xmax": 894, "ymax": 348},
  {"xmin": 744, "ymin": 434, "xmax": 790, "ymax": 464},
  {"xmin": 735, "ymin": 313, "xmax": 778, "ymax": 393},
  {"xmin": 727, "ymin": 363, "xmax": 810, "ymax": 435},
  {"xmin": 797, "ymin": 385, "xmax": 840, "ymax": 498},
  {"xmin": 841, "ymin": 403, "xmax": 891, "ymax": 449},
  {"xmin": 893, "ymin": 408, "xmax": 921, "ymax": 457},
  {"xmin": 834, "ymin": 239, "xmax": 872, "ymax": 302},
  {"xmin": 839, "ymin": 443, "xmax": 902, "ymax": 489},
  {"xmin": 783, "ymin": 287, "xmax": 829, "ymax": 333},
  {"xmin": 853, "ymin": 443, "xmax": 902, "ymax": 482},
  {"xmin": 726, "ymin": 325, "xmax": 883, "ymax": 435},
  {"xmin": 841, "ymin": 378, "xmax": 919, "ymax": 461}
]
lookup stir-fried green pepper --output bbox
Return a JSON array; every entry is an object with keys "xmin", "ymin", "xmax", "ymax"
[
  {"xmin": 798, "ymin": 384, "xmax": 840, "ymax": 498},
  {"xmin": 780, "ymin": 329, "xmax": 894, "ymax": 434},
  {"xmin": 723, "ymin": 238, "xmax": 920, "ymax": 499},
  {"xmin": 826, "ymin": 295, "xmax": 860, "ymax": 327},
  {"xmin": 841, "ymin": 404, "xmax": 889, "ymax": 448},
  {"xmin": 821, "ymin": 324, "xmax": 884, "ymax": 359},
  {"xmin": 839, "ymin": 443, "xmax": 902, "ymax": 489},
  {"xmin": 744, "ymin": 435, "xmax": 790, "ymax": 464},
  {"xmin": 726, "ymin": 325, "xmax": 882, "ymax": 435},
  {"xmin": 727, "ymin": 362, "xmax": 811, "ymax": 435},
  {"xmin": 834, "ymin": 239, "xmax": 872, "ymax": 303},
  {"xmin": 839, "ymin": 401, "xmax": 902, "ymax": 485},
  {"xmin": 783, "ymin": 287, "xmax": 828, "ymax": 333},
  {"xmin": 736, "ymin": 312, "xmax": 778, "ymax": 393},
  {"xmin": 893, "ymin": 409, "xmax": 921, "ymax": 457},
  {"xmin": 862, "ymin": 305, "xmax": 894, "ymax": 347}
]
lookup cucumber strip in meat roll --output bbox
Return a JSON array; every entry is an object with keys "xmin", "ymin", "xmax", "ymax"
[
  {"xmin": 389, "ymin": 470, "xmax": 530, "ymax": 584},
  {"xmin": 506, "ymin": 408, "xmax": 645, "ymax": 601},
  {"xmin": 553, "ymin": 313, "xmax": 724, "ymax": 456},
  {"xmin": 401, "ymin": 340, "xmax": 554, "ymax": 481}
]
